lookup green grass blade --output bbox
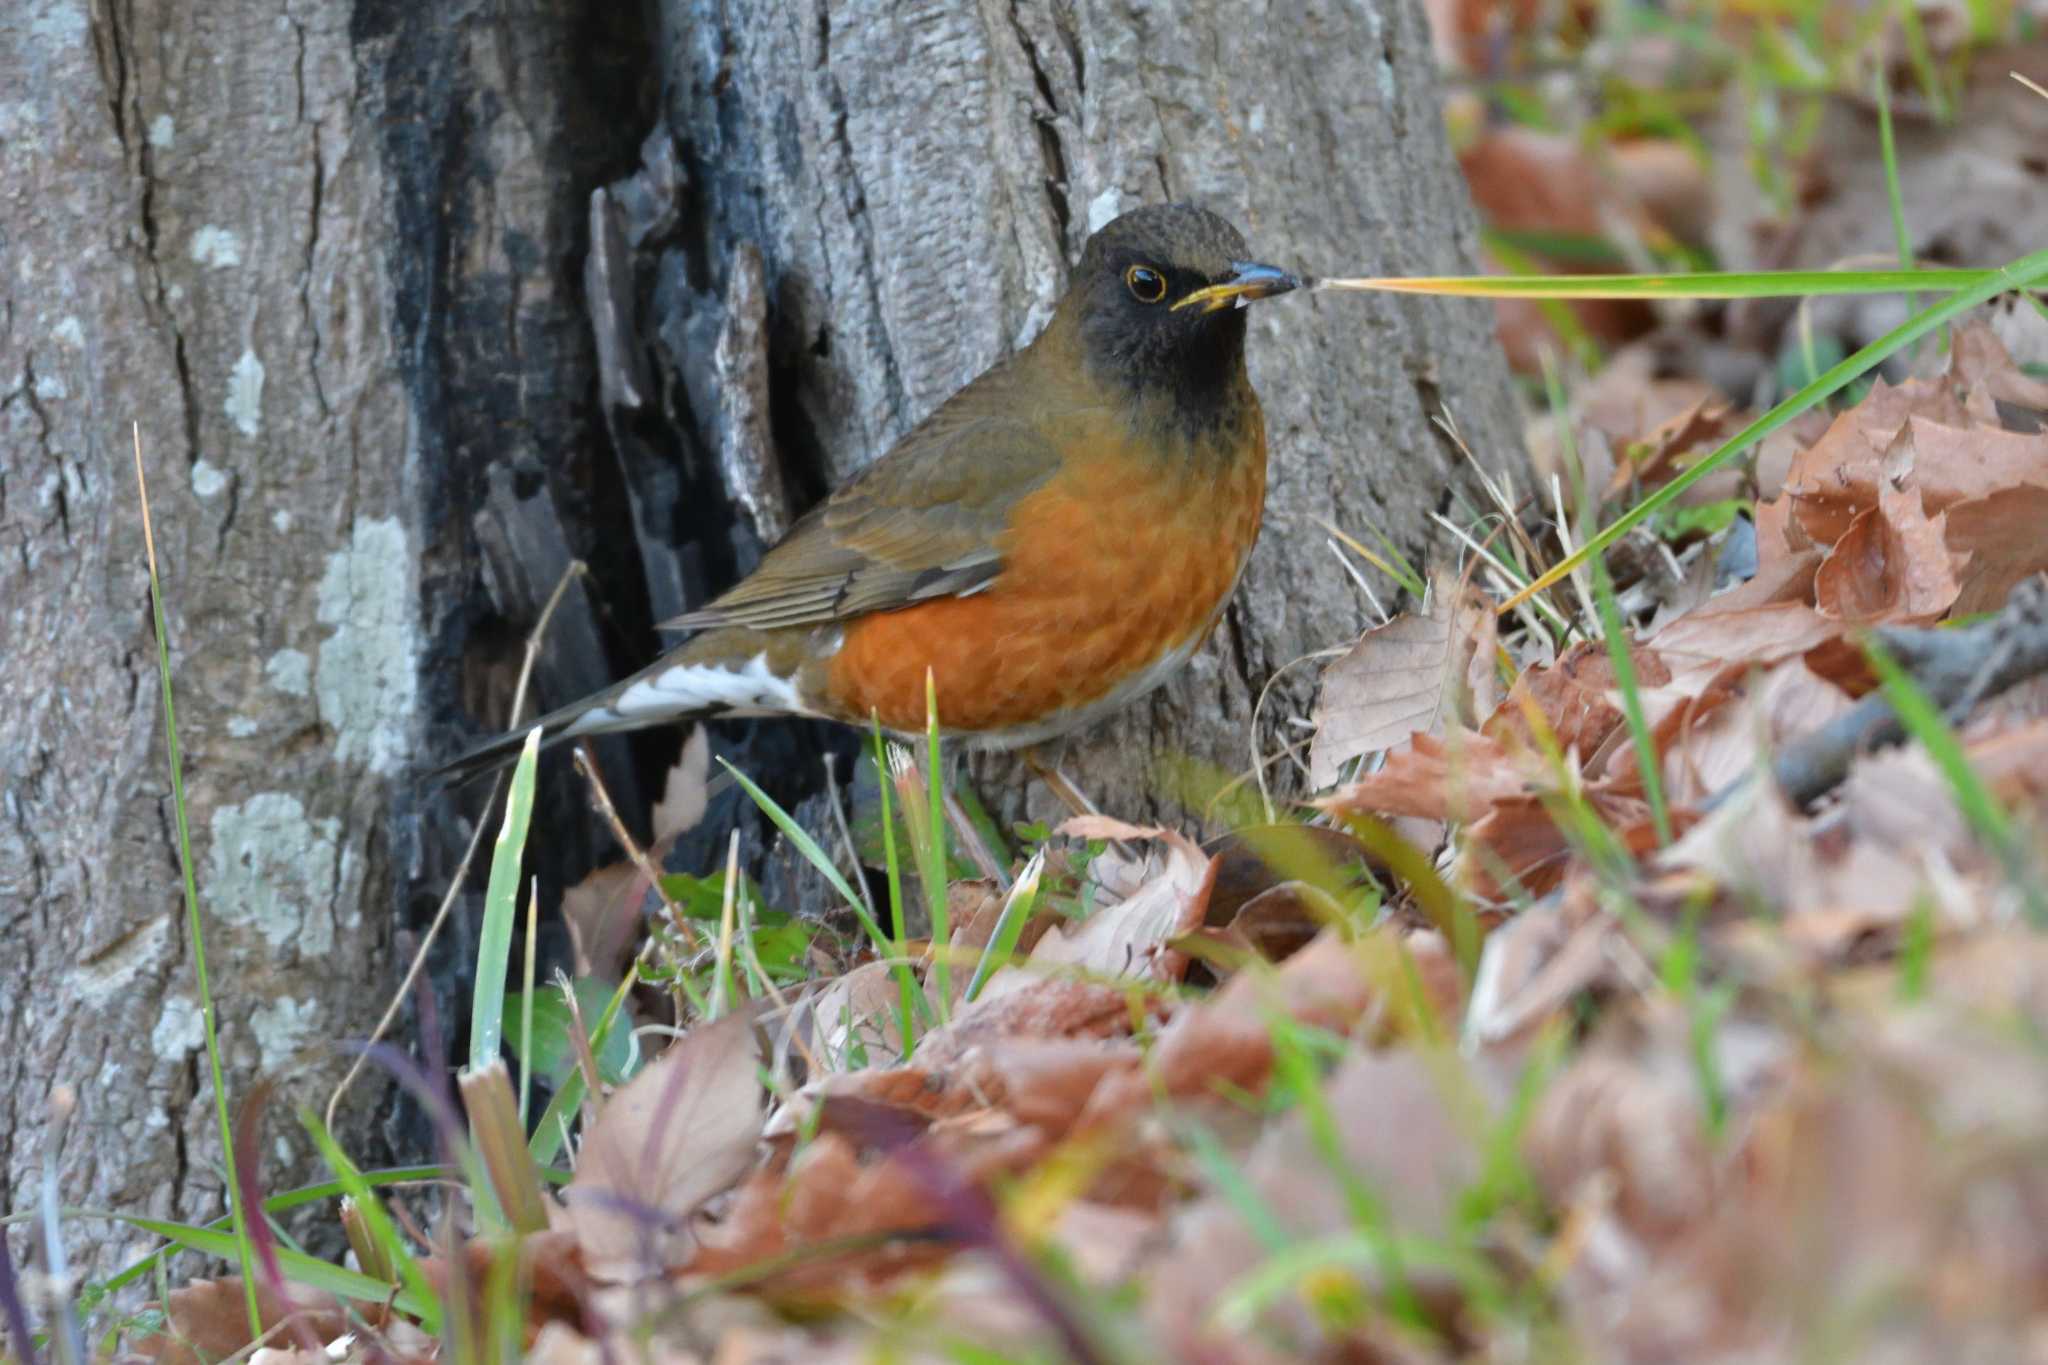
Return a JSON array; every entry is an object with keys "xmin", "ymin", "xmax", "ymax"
[
  {"xmin": 1315, "ymin": 265, "xmax": 1996, "ymax": 300},
  {"xmin": 1177, "ymin": 1120, "xmax": 1288, "ymax": 1253},
  {"xmin": 1874, "ymin": 71, "xmax": 1919, "ymax": 316},
  {"xmin": 300, "ymin": 1112, "xmax": 443, "ymax": 1333},
  {"xmin": 1483, "ymin": 233, "xmax": 1601, "ymax": 369},
  {"xmin": 120, "ymin": 1215, "xmax": 422, "ymax": 1316},
  {"xmin": 529, "ymin": 964, "xmax": 637, "ymax": 1168},
  {"xmin": 872, "ymin": 719, "xmax": 918, "ymax": 1054},
  {"xmin": 519, "ymin": 877, "xmax": 538, "ymax": 1126},
  {"xmin": 925, "ymin": 671, "xmax": 952, "ymax": 1017},
  {"xmin": 1590, "ymin": 551, "xmax": 1671, "ymax": 845},
  {"xmin": 1503, "ymin": 247, "xmax": 2048, "ymax": 612},
  {"xmin": 1862, "ymin": 637, "xmax": 2048, "ymax": 926},
  {"xmin": 720, "ymin": 759, "xmax": 890, "ymax": 954},
  {"xmin": 1213, "ymin": 1231, "xmax": 1493, "ymax": 1331},
  {"xmin": 964, "ymin": 849, "xmax": 1045, "ymax": 1004},
  {"xmin": 720, "ymin": 757, "xmax": 930, "ymax": 1046},
  {"xmin": 93, "ymin": 1165, "xmax": 447, "ymax": 1298},
  {"xmin": 131, "ymin": 427, "xmax": 261, "ymax": 1340},
  {"xmin": 1893, "ymin": 0, "xmax": 1950, "ymax": 121},
  {"xmin": 470, "ymin": 728, "xmax": 541, "ymax": 1072}
]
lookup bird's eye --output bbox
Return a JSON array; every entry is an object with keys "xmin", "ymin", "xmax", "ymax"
[{"xmin": 1124, "ymin": 264, "xmax": 1167, "ymax": 304}]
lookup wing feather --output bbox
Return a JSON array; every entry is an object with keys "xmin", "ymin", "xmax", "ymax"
[{"xmin": 662, "ymin": 362, "xmax": 1063, "ymax": 633}]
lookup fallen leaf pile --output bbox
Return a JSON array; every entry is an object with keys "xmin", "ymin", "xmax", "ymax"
[{"xmin": 134, "ymin": 322, "xmax": 2048, "ymax": 1364}]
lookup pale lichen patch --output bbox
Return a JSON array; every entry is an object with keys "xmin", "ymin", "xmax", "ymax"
[
  {"xmin": 226, "ymin": 348, "xmax": 265, "ymax": 436},
  {"xmin": 266, "ymin": 647, "xmax": 311, "ymax": 697},
  {"xmin": 191, "ymin": 459, "xmax": 229, "ymax": 498},
  {"xmin": 206, "ymin": 791, "xmax": 342, "ymax": 955},
  {"xmin": 250, "ymin": 996, "xmax": 320, "ymax": 1071},
  {"xmin": 149, "ymin": 114, "xmax": 175, "ymax": 148},
  {"xmin": 190, "ymin": 225, "xmax": 244, "ymax": 269},
  {"xmin": 315, "ymin": 518, "xmax": 420, "ymax": 775},
  {"xmin": 152, "ymin": 995, "xmax": 205, "ymax": 1056},
  {"xmin": 29, "ymin": 1, "xmax": 87, "ymax": 46}
]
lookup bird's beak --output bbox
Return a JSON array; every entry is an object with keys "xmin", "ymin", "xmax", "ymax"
[{"xmin": 1172, "ymin": 260, "xmax": 1302, "ymax": 314}]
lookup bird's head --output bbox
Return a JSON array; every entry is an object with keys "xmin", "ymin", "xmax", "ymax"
[{"xmin": 1064, "ymin": 203, "xmax": 1299, "ymax": 415}]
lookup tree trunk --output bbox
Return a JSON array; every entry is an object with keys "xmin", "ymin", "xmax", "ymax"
[
  {"xmin": 0, "ymin": 0, "xmax": 653, "ymax": 1282},
  {"xmin": 617, "ymin": 0, "xmax": 1525, "ymax": 825},
  {"xmin": 0, "ymin": 0, "xmax": 1518, "ymax": 1283},
  {"xmin": 1, "ymin": 0, "xmax": 410, "ymax": 1280}
]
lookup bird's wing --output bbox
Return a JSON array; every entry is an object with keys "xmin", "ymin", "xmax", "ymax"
[{"xmin": 662, "ymin": 368, "xmax": 1067, "ymax": 633}]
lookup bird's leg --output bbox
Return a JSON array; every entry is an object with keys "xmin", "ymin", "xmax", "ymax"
[{"xmin": 1023, "ymin": 747, "xmax": 1099, "ymax": 820}]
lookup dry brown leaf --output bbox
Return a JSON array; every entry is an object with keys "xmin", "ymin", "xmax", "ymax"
[
  {"xmin": 1145, "ymin": 928, "xmax": 1462, "ymax": 1108},
  {"xmin": 1688, "ymin": 496, "xmax": 1820, "ymax": 617},
  {"xmin": 1486, "ymin": 641, "xmax": 1654, "ymax": 760},
  {"xmin": 1600, "ymin": 393, "xmax": 1746, "ymax": 506},
  {"xmin": 1893, "ymin": 415, "xmax": 2048, "ymax": 509},
  {"xmin": 802, "ymin": 959, "xmax": 915, "ymax": 1072},
  {"xmin": 650, "ymin": 725, "xmax": 711, "ymax": 844},
  {"xmin": 1144, "ymin": 1047, "xmax": 1491, "ymax": 1359},
  {"xmin": 1949, "ymin": 321, "xmax": 2048, "ymax": 409},
  {"xmin": 560, "ymin": 859, "xmax": 646, "ymax": 980},
  {"xmin": 1784, "ymin": 421, "xmax": 1905, "ymax": 548},
  {"xmin": 1022, "ymin": 868, "xmax": 1207, "ymax": 986},
  {"xmin": 1526, "ymin": 1020, "xmax": 1721, "ymax": 1250},
  {"xmin": 1468, "ymin": 898, "xmax": 1618, "ymax": 1049},
  {"xmin": 1308, "ymin": 574, "xmax": 1489, "ymax": 788},
  {"xmin": 1813, "ymin": 487, "xmax": 1962, "ymax": 623},
  {"xmin": 1575, "ymin": 348, "xmax": 1727, "ymax": 457},
  {"xmin": 1320, "ymin": 728, "xmax": 1532, "ymax": 823},
  {"xmin": 1660, "ymin": 658, "xmax": 1856, "ymax": 804},
  {"xmin": 1017, "ymin": 822, "xmax": 1211, "ymax": 985},
  {"xmin": 528, "ymin": 1322, "xmax": 606, "ymax": 1365},
  {"xmin": 1458, "ymin": 790, "xmax": 1650, "ymax": 900},
  {"xmin": 1637, "ymin": 600, "xmax": 1846, "ymax": 729},
  {"xmin": 1944, "ymin": 483, "xmax": 2048, "ymax": 615},
  {"xmin": 1213, "ymin": 881, "xmax": 1340, "ymax": 966},
  {"xmin": 565, "ymin": 1008, "xmax": 764, "ymax": 1280},
  {"xmin": 1192, "ymin": 825, "xmax": 1380, "ymax": 928},
  {"xmin": 139, "ymin": 1279, "xmax": 362, "ymax": 1365},
  {"xmin": 1659, "ymin": 774, "xmax": 1825, "ymax": 917},
  {"xmin": 911, "ymin": 976, "xmax": 1150, "ymax": 1071}
]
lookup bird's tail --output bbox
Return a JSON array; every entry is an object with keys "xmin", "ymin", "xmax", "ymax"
[{"xmin": 424, "ymin": 627, "xmax": 809, "ymax": 787}]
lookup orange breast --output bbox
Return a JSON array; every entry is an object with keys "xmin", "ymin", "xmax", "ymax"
[{"xmin": 819, "ymin": 422, "xmax": 1266, "ymax": 738}]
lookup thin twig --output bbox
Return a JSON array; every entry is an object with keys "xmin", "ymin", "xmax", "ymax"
[
  {"xmin": 1022, "ymin": 749, "xmax": 1099, "ymax": 820},
  {"xmin": 1247, "ymin": 644, "xmax": 1348, "ymax": 819},
  {"xmin": 1709, "ymin": 576, "xmax": 2048, "ymax": 812},
  {"xmin": 573, "ymin": 746, "xmax": 700, "ymax": 952},
  {"xmin": 820, "ymin": 751, "xmax": 880, "ymax": 926},
  {"xmin": 944, "ymin": 790, "xmax": 1009, "ymax": 887}
]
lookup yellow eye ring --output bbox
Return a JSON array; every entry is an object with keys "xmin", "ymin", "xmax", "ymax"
[{"xmin": 1124, "ymin": 264, "xmax": 1167, "ymax": 304}]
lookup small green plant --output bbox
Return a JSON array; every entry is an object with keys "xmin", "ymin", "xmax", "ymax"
[{"xmin": 132, "ymin": 427, "xmax": 262, "ymax": 1337}]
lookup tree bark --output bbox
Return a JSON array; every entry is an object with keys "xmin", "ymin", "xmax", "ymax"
[
  {"xmin": 612, "ymin": 0, "xmax": 1525, "ymax": 825},
  {"xmin": 0, "ymin": 0, "xmax": 1519, "ymax": 1284},
  {"xmin": 0, "ymin": 0, "xmax": 411, "ymax": 1278},
  {"xmin": 0, "ymin": 0, "xmax": 653, "ymax": 1282}
]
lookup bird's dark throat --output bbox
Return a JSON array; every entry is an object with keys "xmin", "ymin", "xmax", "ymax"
[{"xmin": 1084, "ymin": 304, "xmax": 1251, "ymax": 447}]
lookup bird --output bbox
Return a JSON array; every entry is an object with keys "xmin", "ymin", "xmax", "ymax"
[{"xmin": 434, "ymin": 203, "xmax": 1300, "ymax": 785}]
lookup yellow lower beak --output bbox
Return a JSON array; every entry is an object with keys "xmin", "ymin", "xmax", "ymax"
[{"xmin": 1172, "ymin": 261, "xmax": 1302, "ymax": 313}]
